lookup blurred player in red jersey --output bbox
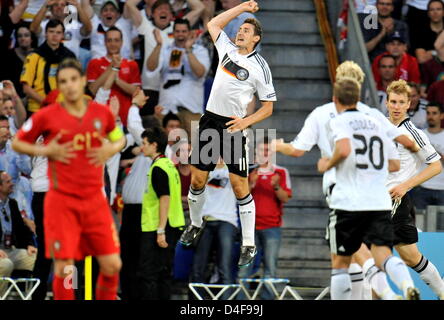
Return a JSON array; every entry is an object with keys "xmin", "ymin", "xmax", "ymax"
[{"xmin": 12, "ymin": 58, "xmax": 126, "ymax": 300}]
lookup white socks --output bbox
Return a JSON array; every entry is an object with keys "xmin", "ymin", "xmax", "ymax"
[
  {"xmin": 331, "ymin": 268, "xmax": 352, "ymax": 300},
  {"xmin": 363, "ymin": 258, "xmax": 399, "ymax": 300},
  {"xmin": 237, "ymin": 194, "xmax": 256, "ymax": 247},
  {"xmin": 412, "ymin": 255, "xmax": 444, "ymax": 298},
  {"xmin": 188, "ymin": 186, "xmax": 206, "ymax": 228},
  {"xmin": 349, "ymin": 263, "xmax": 364, "ymax": 300},
  {"xmin": 382, "ymin": 256, "xmax": 415, "ymax": 298}
]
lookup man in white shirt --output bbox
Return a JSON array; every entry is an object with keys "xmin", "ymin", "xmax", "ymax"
[
  {"xmin": 147, "ymin": 18, "xmax": 210, "ymax": 137},
  {"xmin": 317, "ymin": 78, "xmax": 419, "ymax": 300},
  {"xmin": 411, "ymin": 102, "xmax": 444, "ymax": 209},
  {"xmin": 385, "ymin": 80, "xmax": 444, "ymax": 300},
  {"xmin": 124, "ymin": 0, "xmax": 175, "ymax": 116},
  {"xmin": 30, "ymin": 0, "xmax": 92, "ymax": 67},
  {"xmin": 179, "ymin": 1, "xmax": 276, "ymax": 268},
  {"xmin": 82, "ymin": 0, "xmax": 138, "ymax": 60}
]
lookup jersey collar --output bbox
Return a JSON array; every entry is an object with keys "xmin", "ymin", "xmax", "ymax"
[
  {"xmin": 344, "ymin": 108, "xmax": 358, "ymax": 112},
  {"xmin": 247, "ymin": 50, "xmax": 257, "ymax": 58},
  {"xmin": 397, "ymin": 117, "xmax": 410, "ymax": 127}
]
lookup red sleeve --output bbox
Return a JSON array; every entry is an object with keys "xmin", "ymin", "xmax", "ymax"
[
  {"xmin": 277, "ymin": 168, "xmax": 292, "ymax": 197},
  {"xmin": 427, "ymin": 82, "xmax": 437, "ymax": 102},
  {"xmin": 409, "ymin": 56, "xmax": 421, "ymax": 84},
  {"xmin": 372, "ymin": 55, "xmax": 381, "ymax": 84},
  {"xmin": 86, "ymin": 59, "xmax": 101, "ymax": 82},
  {"xmin": 16, "ymin": 109, "xmax": 47, "ymax": 143},
  {"xmin": 129, "ymin": 61, "xmax": 141, "ymax": 85}
]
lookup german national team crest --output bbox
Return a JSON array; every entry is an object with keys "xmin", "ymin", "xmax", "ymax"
[
  {"xmin": 93, "ymin": 119, "xmax": 102, "ymax": 131},
  {"xmin": 236, "ymin": 68, "xmax": 249, "ymax": 81}
]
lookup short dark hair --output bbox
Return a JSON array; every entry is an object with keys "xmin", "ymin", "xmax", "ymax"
[
  {"xmin": 427, "ymin": 0, "xmax": 444, "ymax": 11},
  {"xmin": 56, "ymin": 58, "xmax": 84, "ymax": 80},
  {"xmin": 45, "ymin": 19, "xmax": 65, "ymax": 33},
  {"xmin": 378, "ymin": 54, "xmax": 396, "ymax": 66},
  {"xmin": 152, "ymin": 0, "xmax": 173, "ymax": 14},
  {"xmin": 333, "ymin": 78, "xmax": 360, "ymax": 106},
  {"xmin": 141, "ymin": 127, "xmax": 168, "ymax": 153},
  {"xmin": 427, "ymin": 101, "xmax": 444, "ymax": 113},
  {"xmin": 174, "ymin": 18, "xmax": 191, "ymax": 31},
  {"xmin": 105, "ymin": 26, "xmax": 123, "ymax": 40},
  {"xmin": 243, "ymin": 18, "xmax": 262, "ymax": 49},
  {"xmin": 162, "ymin": 111, "xmax": 181, "ymax": 128}
]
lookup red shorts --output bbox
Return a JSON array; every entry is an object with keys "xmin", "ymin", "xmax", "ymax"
[{"xmin": 44, "ymin": 190, "xmax": 120, "ymax": 260}]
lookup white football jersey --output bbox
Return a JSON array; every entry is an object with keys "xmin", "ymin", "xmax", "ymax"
[
  {"xmin": 291, "ymin": 101, "xmax": 402, "ymax": 195},
  {"xmin": 206, "ymin": 31, "xmax": 276, "ymax": 118},
  {"xmin": 386, "ymin": 118, "xmax": 441, "ymax": 191},
  {"xmin": 328, "ymin": 109, "xmax": 398, "ymax": 211}
]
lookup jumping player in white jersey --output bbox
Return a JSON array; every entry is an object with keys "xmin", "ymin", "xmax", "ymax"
[
  {"xmin": 274, "ymin": 61, "xmax": 416, "ymax": 299},
  {"xmin": 179, "ymin": 0, "xmax": 276, "ymax": 268},
  {"xmin": 317, "ymin": 78, "xmax": 419, "ymax": 300},
  {"xmin": 385, "ymin": 80, "xmax": 444, "ymax": 300}
]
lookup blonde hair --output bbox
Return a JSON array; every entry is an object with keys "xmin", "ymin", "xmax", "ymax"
[
  {"xmin": 333, "ymin": 77, "xmax": 361, "ymax": 106},
  {"xmin": 335, "ymin": 61, "xmax": 365, "ymax": 86},
  {"xmin": 386, "ymin": 79, "xmax": 411, "ymax": 100}
]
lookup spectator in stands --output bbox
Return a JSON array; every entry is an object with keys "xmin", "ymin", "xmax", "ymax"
[
  {"xmin": 147, "ymin": 18, "xmax": 210, "ymax": 137},
  {"xmin": 375, "ymin": 54, "xmax": 397, "ymax": 112},
  {"xmin": 170, "ymin": 0, "xmax": 205, "ymax": 28},
  {"xmin": 0, "ymin": 115, "xmax": 33, "ymax": 232},
  {"xmin": 82, "ymin": 0, "xmax": 137, "ymax": 60},
  {"xmin": 137, "ymin": 127, "xmax": 185, "ymax": 300},
  {"xmin": 0, "ymin": 80, "xmax": 27, "ymax": 136},
  {"xmin": 30, "ymin": 0, "xmax": 92, "ymax": 68},
  {"xmin": 406, "ymin": 0, "xmax": 431, "ymax": 54},
  {"xmin": 427, "ymin": 80, "xmax": 444, "ymax": 111},
  {"xmin": 407, "ymin": 82, "xmax": 428, "ymax": 129},
  {"xmin": 124, "ymin": 0, "xmax": 175, "ymax": 118},
  {"xmin": 87, "ymin": 26, "xmax": 141, "ymax": 127},
  {"xmin": 21, "ymin": 19, "xmax": 75, "ymax": 114},
  {"xmin": 420, "ymin": 23, "xmax": 444, "ymax": 90},
  {"xmin": 372, "ymin": 31, "xmax": 421, "ymax": 86},
  {"xmin": 3, "ymin": 24, "xmax": 35, "ymax": 98},
  {"xmin": 221, "ymin": 0, "xmax": 256, "ymax": 41},
  {"xmin": 411, "ymin": 102, "xmax": 444, "ymax": 210},
  {"xmin": 172, "ymin": 140, "xmax": 192, "ymax": 223},
  {"xmin": 162, "ymin": 112, "xmax": 184, "ymax": 159},
  {"xmin": 0, "ymin": 171, "xmax": 37, "ymax": 294},
  {"xmin": 0, "ymin": 0, "xmax": 29, "ymax": 59},
  {"xmin": 189, "ymin": 158, "xmax": 239, "ymax": 298},
  {"xmin": 360, "ymin": 0, "xmax": 409, "ymax": 61},
  {"xmin": 413, "ymin": 0, "xmax": 444, "ymax": 64},
  {"xmin": 239, "ymin": 137, "xmax": 292, "ymax": 300}
]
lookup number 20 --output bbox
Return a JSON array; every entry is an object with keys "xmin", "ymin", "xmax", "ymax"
[{"xmin": 353, "ymin": 134, "xmax": 384, "ymax": 170}]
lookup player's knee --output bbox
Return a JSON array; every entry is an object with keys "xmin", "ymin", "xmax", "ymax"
[
  {"xmin": 191, "ymin": 176, "xmax": 206, "ymax": 190},
  {"xmin": 0, "ymin": 258, "xmax": 14, "ymax": 277},
  {"xmin": 54, "ymin": 259, "xmax": 75, "ymax": 277},
  {"xmin": 101, "ymin": 259, "xmax": 122, "ymax": 276}
]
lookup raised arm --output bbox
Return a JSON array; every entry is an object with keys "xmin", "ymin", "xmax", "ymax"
[
  {"xmin": 182, "ymin": 0, "xmax": 205, "ymax": 27},
  {"xmin": 66, "ymin": 0, "xmax": 92, "ymax": 37},
  {"xmin": 81, "ymin": 0, "xmax": 94, "ymax": 19},
  {"xmin": 147, "ymin": 29, "xmax": 163, "ymax": 71},
  {"xmin": 30, "ymin": 0, "xmax": 52, "ymax": 35},
  {"xmin": 124, "ymin": 0, "xmax": 143, "ymax": 27},
  {"xmin": 9, "ymin": 0, "xmax": 29, "ymax": 24},
  {"xmin": 207, "ymin": 0, "xmax": 258, "ymax": 42},
  {"xmin": 2, "ymin": 81, "xmax": 26, "ymax": 129}
]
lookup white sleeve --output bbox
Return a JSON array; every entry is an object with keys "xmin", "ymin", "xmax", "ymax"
[
  {"xmin": 331, "ymin": 117, "xmax": 350, "ymax": 142},
  {"xmin": 94, "ymin": 88, "xmax": 111, "ymax": 104},
  {"xmin": 127, "ymin": 106, "xmax": 145, "ymax": 146},
  {"xmin": 291, "ymin": 109, "xmax": 320, "ymax": 151},
  {"xmin": 214, "ymin": 31, "xmax": 236, "ymax": 58},
  {"xmin": 137, "ymin": 13, "xmax": 154, "ymax": 36},
  {"xmin": 387, "ymin": 139, "xmax": 400, "ymax": 160},
  {"xmin": 416, "ymin": 130, "xmax": 441, "ymax": 164},
  {"xmin": 255, "ymin": 58, "xmax": 276, "ymax": 101}
]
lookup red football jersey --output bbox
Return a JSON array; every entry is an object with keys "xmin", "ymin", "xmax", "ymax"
[
  {"xmin": 251, "ymin": 165, "xmax": 292, "ymax": 230},
  {"xmin": 16, "ymin": 101, "xmax": 118, "ymax": 197},
  {"xmin": 86, "ymin": 57, "xmax": 141, "ymax": 126}
]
